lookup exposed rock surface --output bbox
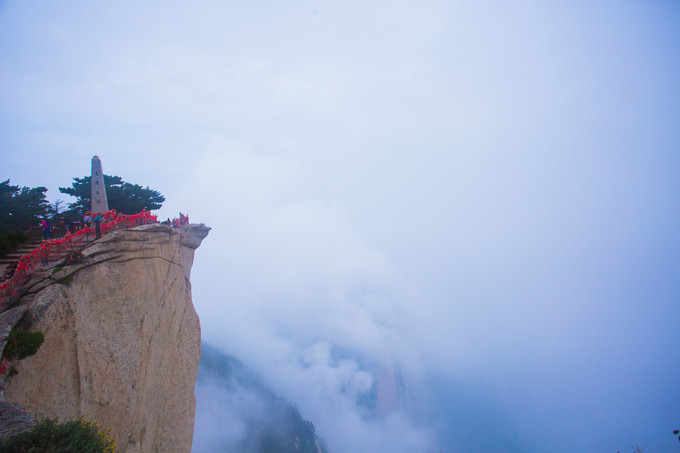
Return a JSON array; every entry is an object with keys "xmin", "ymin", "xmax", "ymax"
[
  {"xmin": 0, "ymin": 402, "xmax": 35, "ymax": 438},
  {"xmin": 3, "ymin": 223, "xmax": 209, "ymax": 453}
]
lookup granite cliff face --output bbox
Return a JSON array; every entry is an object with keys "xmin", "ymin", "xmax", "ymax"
[{"xmin": 3, "ymin": 223, "xmax": 209, "ymax": 453}]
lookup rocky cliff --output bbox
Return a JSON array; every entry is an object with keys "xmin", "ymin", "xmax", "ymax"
[{"xmin": 2, "ymin": 223, "xmax": 209, "ymax": 453}]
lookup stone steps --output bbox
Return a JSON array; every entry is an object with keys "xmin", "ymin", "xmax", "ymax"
[
  {"xmin": 0, "ymin": 241, "xmax": 42, "ymax": 265},
  {"xmin": 0, "ymin": 241, "xmax": 43, "ymax": 281}
]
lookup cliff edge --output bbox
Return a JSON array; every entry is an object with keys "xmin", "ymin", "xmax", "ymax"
[{"xmin": 2, "ymin": 223, "xmax": 210, "ymax": 453}]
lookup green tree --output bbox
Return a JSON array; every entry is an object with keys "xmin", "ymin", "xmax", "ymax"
[
  {"xmin": 0, "ymin": 180, "xmax": 52, "ymax": 234},
  {"xmin": 59, "ymin": 175, "xmax": 165, "ymax": 216}
]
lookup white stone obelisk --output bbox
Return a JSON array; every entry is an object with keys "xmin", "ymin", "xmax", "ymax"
[{"xmin": 91, "ymin": 155, "xmax": 109, "ymax": 214}]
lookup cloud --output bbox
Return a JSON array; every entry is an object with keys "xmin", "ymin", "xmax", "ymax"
[
  {"xmin": 2, "ymin": 0, "xmax": 680, "ymax": 451},
  {"xmin": 173, "ymin": 144, "xmax": 435, "ymax": 451}
]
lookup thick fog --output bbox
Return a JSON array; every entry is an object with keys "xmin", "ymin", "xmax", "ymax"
[{"xmin": 2, "ymin": 1, "xmax": 679, "ymax": 451}]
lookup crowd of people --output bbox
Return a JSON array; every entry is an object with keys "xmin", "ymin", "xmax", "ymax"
[
  {"xmin": 160, "ymin": 212, "xmax": 189, "ymax": 228},
  {"xmin": 0, "ymin": 209, "xmax": 190, "ymax": 310}
]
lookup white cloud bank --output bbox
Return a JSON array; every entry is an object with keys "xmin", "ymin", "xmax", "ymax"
[{"xmin": 1, "ymin": 0, "xmax": 679, "ymax": 451}]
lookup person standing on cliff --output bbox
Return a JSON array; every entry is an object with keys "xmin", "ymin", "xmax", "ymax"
[
  {"xmin": 41, "ymin": 218, "xmax": 52, "ymax": 239},
  {"xmin": 93, "ymin": 213, "xmax": 102, "ymax": 239},
  {"xmin": 82, "ymin": 213, "xmax": 92, "ymax": 242}
]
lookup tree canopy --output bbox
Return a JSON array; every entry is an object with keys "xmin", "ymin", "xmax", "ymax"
[
  {"xmin": 0, "ymin": 180, "xmax": 52, "ymax": 234},
  {"xmin": 59, "ymin": 175, "xmax": 165, "ymax": 216}
]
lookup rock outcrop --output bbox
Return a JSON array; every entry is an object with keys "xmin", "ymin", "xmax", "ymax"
[{"xmin": 2, "ymin": 223, "xmax": 209, "ymax": 453}]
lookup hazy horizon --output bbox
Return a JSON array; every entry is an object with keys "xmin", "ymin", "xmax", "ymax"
[{"xmin": 2, "ymin": 1, "xmax": 680, "ymax": 451}]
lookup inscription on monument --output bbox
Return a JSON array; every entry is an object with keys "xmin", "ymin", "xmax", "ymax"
[{"xmin": 91, "ymin": 156, "xmax": 109, "ymax": 214}]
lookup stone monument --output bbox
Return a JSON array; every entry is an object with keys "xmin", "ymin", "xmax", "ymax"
[{"xmin": 91, "ymin": 156, "xmax": 109, "ymax": 214}]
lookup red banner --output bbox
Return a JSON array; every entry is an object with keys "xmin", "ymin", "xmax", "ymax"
[{"xmin": 0, "ymin": 209, "xmax": 170, "ymax": 310}]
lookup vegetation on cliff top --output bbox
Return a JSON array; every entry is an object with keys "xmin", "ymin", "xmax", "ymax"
[
  {"xmin": 0, "ymin": 231, "xmax": 31, "ymax": 258},
  {"xmin": 1, "ymin": 174, "xmax": 163, "ymax": 236},
  {"xmin": 0, "ymin": 180, "xmax": 52, "ymax": 234},
  {"xmin": 59, "ymin": 174, "xmax": 164, "ymax": 216}
]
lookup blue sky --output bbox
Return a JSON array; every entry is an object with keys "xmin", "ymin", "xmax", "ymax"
[{"xmin": 2, "ymin": 1, "xmax": 680, "ymax": 452}]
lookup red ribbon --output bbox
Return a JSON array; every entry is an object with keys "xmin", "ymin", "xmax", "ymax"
[{"xmin": 0, "ymin": 209, "xmax": 175, "ymax": 310}]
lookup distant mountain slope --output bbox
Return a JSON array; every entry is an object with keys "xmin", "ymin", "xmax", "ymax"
[{"xmin": 193, "ymin": 343, "xmax": 328, "ymax": 453}]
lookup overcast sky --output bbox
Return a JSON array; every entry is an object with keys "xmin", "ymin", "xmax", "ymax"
[{"xmin": 2, "ymin": 1, "xmax": 680, "ymax": 452}]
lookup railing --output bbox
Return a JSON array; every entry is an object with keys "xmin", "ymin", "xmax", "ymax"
[
  {"xmin": 0, "ymin": 209, "xmax": 161, "ymax": 311},
  {"xmin": 26, "ymin": 223, "xmax": 68, "ymax": 241}
]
